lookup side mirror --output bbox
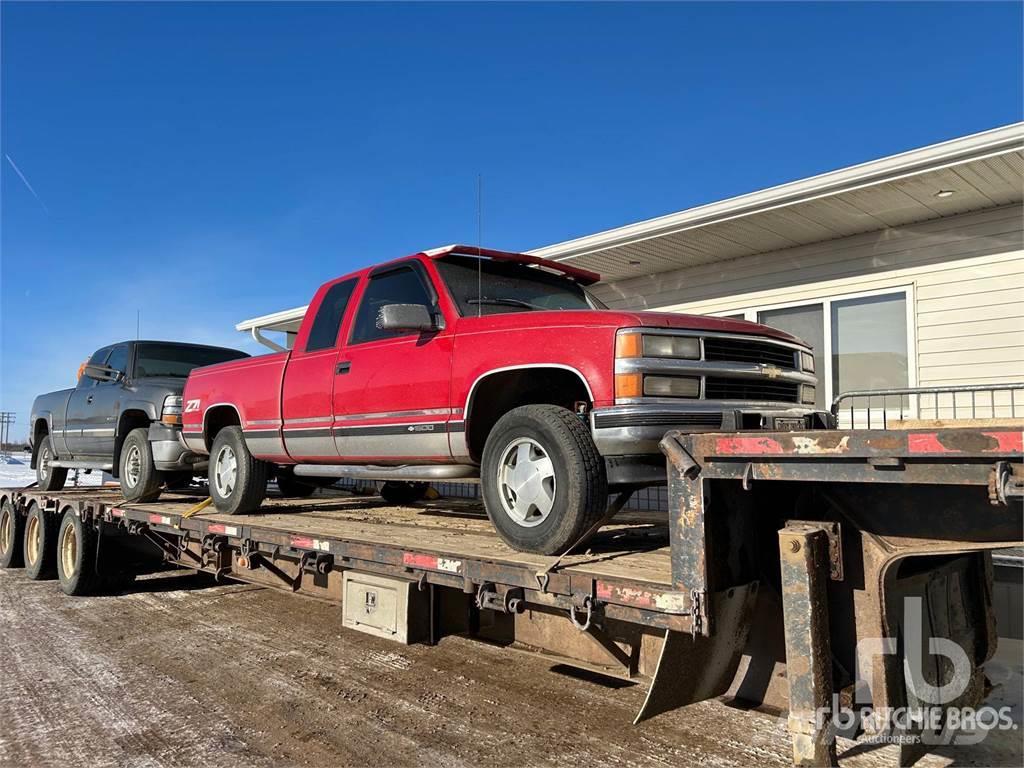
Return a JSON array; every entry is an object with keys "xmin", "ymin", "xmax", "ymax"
[
  {"xmin": 83, "ymin": 364, "xmax": 122, "ymax": 383},
  {"xmin": 376, "ymin": 303, "xmax": 437, "ymax": 333}
]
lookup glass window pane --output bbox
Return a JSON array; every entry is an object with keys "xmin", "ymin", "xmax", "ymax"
[
  {"xmin": 305, "ymin": 279, "xmax": 357, "ymax": 351},
  {"xmin": 105, "ymin": 345, "xmax": 129, "ymax": 377},
  {"xmin": 351, "ymin": 267, "xmax": 433, "ymax": 344},
  {"xmin": 831, "ymin": 294, "xmax": 908, "ymax": 396},
  {"xmin": 757, "ymin": 304, "xmax": 825, "ymax": 408}
]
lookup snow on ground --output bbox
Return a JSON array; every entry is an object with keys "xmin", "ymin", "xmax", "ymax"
[{"xmin": 0, "ymin": 450, "xmax": 104, "ymax": 489}]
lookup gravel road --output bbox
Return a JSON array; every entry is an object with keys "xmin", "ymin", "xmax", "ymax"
[{"xmin": 1, "ymin": 567, "xmax": 1019, "ymax": 767}]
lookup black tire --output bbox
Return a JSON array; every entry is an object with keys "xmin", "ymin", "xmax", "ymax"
[
  {"xmin": 208, "ymin": 426, "xmax": 267, "ymax": 515},
  {"xmin": 35, "ymin": 435, "xmax": 68, "ymax": 491},
  {"xmin": 23, "ymin": 502, "xmax": 57, "ymax": 580},
  {"xmin": 379, "ymin": 481, "xmax": 430, "ymax": 505},
  {"xmin": 275, "ymin": 470, "xmax": 317, "ymax": 498},
  {"xmin": 56, "ymin": 511, "xmax": 99, "ymax": 596},
  {"xmin": 0, "ymin": 498, "xmax": 24, "ymax": 568},
  {"xmin": 481, "ymin": 405, "xmax": 607, "ymax": 555},
  {"xmin": 119, "ymin": 427, "xmax": 164, "ymax": 502}
]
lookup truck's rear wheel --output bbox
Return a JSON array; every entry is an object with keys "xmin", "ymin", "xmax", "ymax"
[
  {"xmin": 36, "ymin": 435, "xmax": 68, "ymax": 491},
  {"xmin": 119, "ymin": 428, "xmax": 164, "ymax": 502},
  {"xmin": 57, "ymin": 511, "xmax": 99, "ymax": 596},
  {"xmin": 209, "ymin": 426, "xmax": 267, "ymax": 515},
  {"xmin": 0, "ymin": 499, "xmax": 24, "ymax": 568},
  {"xmin": 379, "ymin": 482, "xmax": 430, "ymax": 505},
  {"xmin": 481, "ymin": 405, "xmax": 607, "ymax": 555},
  {"xmin": 23, "ymin": 502, "xmax": 57, "ymax": 580}
]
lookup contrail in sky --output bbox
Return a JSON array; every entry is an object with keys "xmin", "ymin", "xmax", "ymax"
[{"xmin": 5, "ymin": 153, "xmax": 49, "ymax": 214}]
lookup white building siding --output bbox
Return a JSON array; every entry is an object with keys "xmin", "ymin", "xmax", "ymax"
[{"xmin": 592, "ymin": 204, "xmax": 1024, "ymax": 393}]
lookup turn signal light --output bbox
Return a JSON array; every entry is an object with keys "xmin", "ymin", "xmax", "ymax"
[
  {"xmin": 615, "ymin": 333, "xmax": 642, "ymax": 359},
  {"xmin": 161, "ymin": 413, "xmax": 182, "ymax": 425},
  {"xmin": 614, "ymin": 373, "xmax": 642, "ymax": 399}
]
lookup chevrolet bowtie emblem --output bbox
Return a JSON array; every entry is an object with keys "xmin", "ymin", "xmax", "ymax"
[{"xmin": 762, "ymin": 364, "xmax": 783, "ymax": 379}]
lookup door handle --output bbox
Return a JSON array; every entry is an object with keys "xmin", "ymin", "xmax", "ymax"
[
  {"xmin": 86, "ymin": 395, "xmax": 94, "ymax": 404},
  {"xmin": 336, "ymin": 361, "xmax": 351, "ymax": 375}
]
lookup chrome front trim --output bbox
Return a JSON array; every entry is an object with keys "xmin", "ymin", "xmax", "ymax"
[
  {"xmin": 617, "ymin": 326, "xmax": 810, "ymax": 353},
  {"xmin": 615, "ymin": 358, "xmax": 815, "ymax": 384},
  {"xmin": 591, "ymin": 403, "xmax": 827, "ymax": 456}
]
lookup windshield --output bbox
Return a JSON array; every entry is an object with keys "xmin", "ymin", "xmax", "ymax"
[
  {"xmin": 134, "ymin": 343, "xmax": 249, "ymax": 378},
  {"xmin": 435, "ymin": 255, "xmax": 606, "ymax": 316}
]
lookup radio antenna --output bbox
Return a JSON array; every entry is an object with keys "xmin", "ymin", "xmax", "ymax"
[{"xmin": 476, "ymin": 174, "xmax": 483, "ymax": 318}]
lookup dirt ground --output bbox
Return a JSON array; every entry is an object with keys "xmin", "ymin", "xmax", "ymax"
[{"xmin": 1, "ymin": 566, "xmax": 1020, "ymax": 768}]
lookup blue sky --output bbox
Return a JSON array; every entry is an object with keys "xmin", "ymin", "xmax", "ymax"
[{"xmin": 1, "ymin": 1, "xmax": 1021, "ymax": 438}]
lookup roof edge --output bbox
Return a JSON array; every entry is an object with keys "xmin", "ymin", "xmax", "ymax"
[{"xmin": 528, "ymin": 122, "xmax": 1024, "ymax": 263}]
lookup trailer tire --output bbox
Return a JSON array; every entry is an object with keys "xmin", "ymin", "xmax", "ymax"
[
  {"xmin": 23, "ymin": 502, "xmax": 57, "ymax": 580},
  {"xmin": 0, "ymin": 499, "xmax": 24, "ymax": 568},
  {"xmin": 379, "ymin": 482, "xmax": 430, "ymax": 505},
  {"xmin": 275, "ymin": 470, "xmax": 317, "ymax": 498},
  {"xmin": 56, "ymin": 511, "xmax": 99, "ymax": 596},
  {"xmin": 36, "ymin": 435, "xmax": 68, "ymax": 491},
  {"xmin": 481, "ymin": 404, "xmax": 607, "ymax": 555},
  {"xmin": 209, "ymin": 426, "xmax": 267, "ymax": 515},
  {"xmin": 119, "ymin": 428, "xmax": 164, "ymax": 502}
]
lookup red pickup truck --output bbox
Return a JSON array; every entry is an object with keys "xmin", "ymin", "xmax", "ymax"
[{"xmin": 181, "ymin": 246, "xmax": 827, "ymax": 553}]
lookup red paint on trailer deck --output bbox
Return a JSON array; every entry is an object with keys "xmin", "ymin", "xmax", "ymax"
[
  {"xmin": 714, "ymin": 436, "xmax": 788, "ymax": 455},
  {"xmin": 290, "ymin": 536, "xmax": 315, "ymax": 549}
]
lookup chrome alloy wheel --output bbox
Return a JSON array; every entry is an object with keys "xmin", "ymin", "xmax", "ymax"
[
  {"xmin": 496, "ymin": 437, "xmax": 556, "ymax": 528},
  {"xmin": 39, "ymin": 444, "xmax": 51, "ymax": 482},
  {"xmin": 124, "ymin": 444, "xmax": 142, "ymax": 488},
  {"xmin": 213, "ymin": 444, "xmax": 238, "ymax": 499},
  {"xmin": 60, "ymin": 521, "xmax": 77, "ymax": 578}
]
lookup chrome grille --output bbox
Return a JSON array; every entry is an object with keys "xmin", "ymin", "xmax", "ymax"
[
  {"xmin": 703, "ymin": 338, "xmax": 797, "ymax": 369},
  {"xmin": 705, "ymin": 378, "xmax": 800, "ymax": 402}
]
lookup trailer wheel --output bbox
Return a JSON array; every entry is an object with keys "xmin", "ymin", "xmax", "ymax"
[
  {"xmin": 0, "ymin": 499, "xmax": 24, "ymax": 568},
  {"xmin": 209, "ymin": 426, "xmax": 267, "ymax": 515},
  {"xmin": 275, "ymin": 470, "xmax": 317, "ymax": 498},
  {"xmin": 57, "ymin": 511, "xmax": 99, "ymax": 596},
  {"xmin": 36, "ymin": 435, "xmax": 68, "ymax": 491},
  {"xmin": 119, "ymin": 428, "xmax": 164, "ymax": 502},
  {"xmin": 379, "ymin": 482, "xmax": 430, "ymax": 505},
  {"xmin": 481, "ymin": 404, "xmax": 607, "ymax": 555},
  {"xmin": 23, "ymin": 502, "xmax": 57, "ymax": 580}
]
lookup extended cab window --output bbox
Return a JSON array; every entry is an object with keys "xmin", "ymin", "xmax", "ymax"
[
  {"xmin": 351, "ymin": 266, "xmax": 433, "ymax": 344},
  {"xmin": 435, "ymin": 255, "xmax": 606, "ymax": 316},
  {"xmin": 305, "ymin": 279, "xmax": 357, "ymax": 352}
]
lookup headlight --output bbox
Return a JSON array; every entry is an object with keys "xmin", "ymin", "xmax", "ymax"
[
  {"xmin": 800, "ymin": 351, "xmax": 815, "ymax": 373},
  {"xmin": 161, "ymin": 395, "xmax": 183, "ymax": 425},
  {"xmin": 615, "ymin": 331, "xmax": 700, "ymax": 360},
  {"xmin": 800, "ymin": 385, "xmax": 816, "ymax": 405},
  {"xmin": 643, "ymin": 335, "xmax": 700, "ymax": 360},
  {"xmin": 643, "ymin": 376, "xmax": 701, "ymax": 398}
]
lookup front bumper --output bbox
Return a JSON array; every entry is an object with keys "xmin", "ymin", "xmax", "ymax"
[
  {"xmin": 148, "ymin": 423, "xmax": 206, "ymax": 472},
  {"xmin": 592, "ymin": 403, "xmax": 833, "ymax": 488}
]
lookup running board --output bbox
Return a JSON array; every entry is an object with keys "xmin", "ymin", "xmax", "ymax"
[
  {"xmin": 292, "ymin": 464, "xmax": 480, "ymax": 483},
  {"xmin": 50, "ymin": 460, "xmax": 113, "ymax": 471}
]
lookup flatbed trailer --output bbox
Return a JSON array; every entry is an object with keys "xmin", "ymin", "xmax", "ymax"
[{"xmin": 1, "ymin": 423, "xmax": 1021, "ymax": 767}]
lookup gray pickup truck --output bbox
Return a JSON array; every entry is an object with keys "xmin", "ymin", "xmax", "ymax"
[{"xmin": 30, "ymin": 340, "xmax": 248, "ymax": 501}]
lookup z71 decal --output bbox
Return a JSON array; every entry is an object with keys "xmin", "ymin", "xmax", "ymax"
[{"xmin": 184, "ymin": 399, "xmax": 201, "ymax": 413}]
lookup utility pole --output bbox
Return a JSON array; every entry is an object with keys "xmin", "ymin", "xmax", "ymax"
[{"xmin": 0, "ymin": 412, "xmax": 15, "ymax": 460}]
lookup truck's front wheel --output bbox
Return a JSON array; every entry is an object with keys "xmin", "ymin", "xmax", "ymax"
[
  {"xmin": 119, "ymin": 428, "xmax": 164, "ymax": 502},
  {"xmin": 36, "ymin": 435, "xmax": 68, "ymax": 492},
  {"xmin": 209, "ymin": 426, "xmax": 267, "ymax": 515},
  {"xmin": 481, "ymin": 405, "xmax": 607, "ymax": 555}
]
